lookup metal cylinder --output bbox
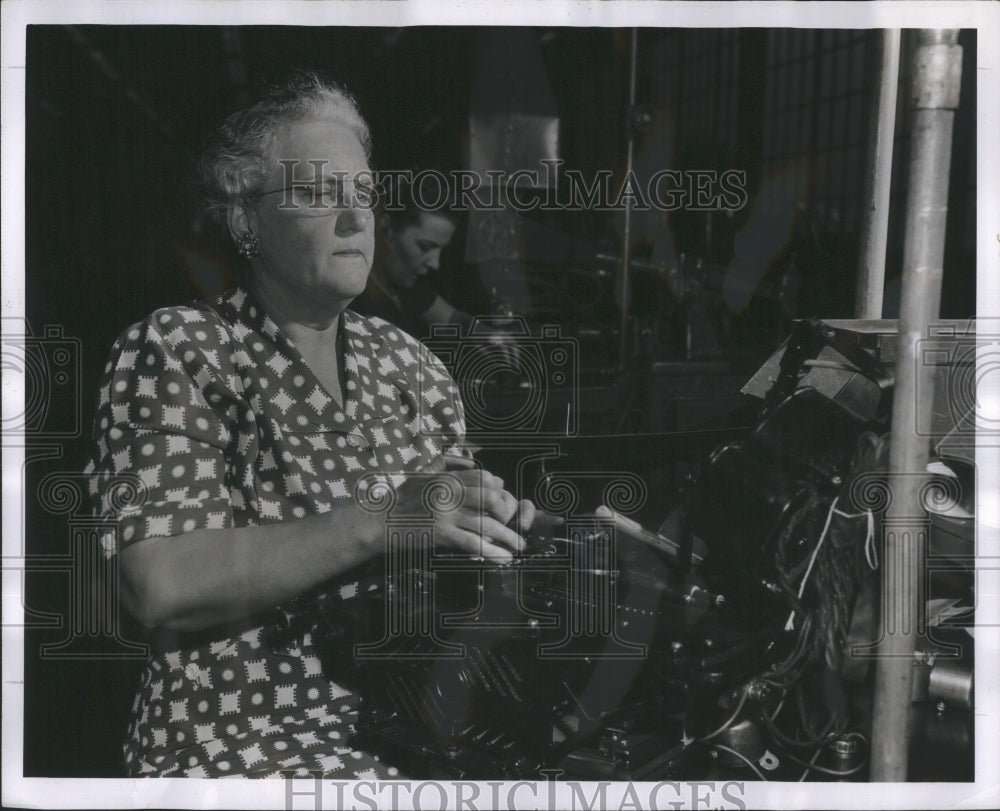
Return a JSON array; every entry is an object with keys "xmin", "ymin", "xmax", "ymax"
[
  {"xmin": 825, "ymin": 736, "xmax": 866, "ymax": 779},
  {"xmin": 617, "ymin": 28, "xmax": 638, "ymax": 371},
  {"xmin": 854, "ymin": 29, "xmax": 900, "ymax": 319},
  {"xmin": 870, "ymin": 29, "xmax": 962, "ymax": 783},
  {"xmin": 718, "ymin": 718, "xmax": 766, "ymax": 768},
  {"xmin": 928, "ymin": 659, "xmax": 974, "ymax": 709}
]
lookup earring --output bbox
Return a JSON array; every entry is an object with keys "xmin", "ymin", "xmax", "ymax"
[{"xmin": 237, "ymin": 231, "xmax": 262, "ymax": 259}]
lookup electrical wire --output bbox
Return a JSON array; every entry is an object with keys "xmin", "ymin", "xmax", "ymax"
[
  {"xmin": 768, "ymin": 693, "xmax": 787, "ymax": 722},
  {"xmin": 762, "ymin": 613, "xmax": 814, "ymax": 688},
  {"xmin": 711, "ymin": 744, "xmax": 770, "ymax": 781},
  {"xmin": 784, "ymin": 496, "xmax": 839, "ymax": 631},
  {"xmin": 797, "ymin": 747, "xmax": 823, "ymax": 782},
  {"xmin": 755, "ymin": 431, "xmax": 884, "ymax": 781},
  {"xmin": 781, "ymin": 749, "xmax": 867, "ymax": 778},
  {"xmin": 761, "ymin": 702, "xmax": 843, "ymax": 750},
  {"xmin": 697, "ymin": 687, "xmax": 750, "ymax": 743}
]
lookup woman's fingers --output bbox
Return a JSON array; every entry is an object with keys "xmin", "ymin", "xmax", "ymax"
[
  {"xmin": 516, "ymin": 498, "xmax": 536, "ymax": 533},
  {"xmin": 456, "ymin": 513, "xmax": 526, "ymax": 554},
  {"xmin": 478, "ymin": 486, "xmax": 518, "ymax": 526},
  {"xmin": 450, "ymin": 464, "xmax": 507, "ymax": 493},
  {"xmin": 407, "ymin": 458, "xmax": 551, "ymax": 559},
  {"xmin": 441, "ymin": 453, "xmax": 476, "ymax": 471},
  {"xmin": 443, "ymin": 527, "xmax": 515, "ymax": 563}
]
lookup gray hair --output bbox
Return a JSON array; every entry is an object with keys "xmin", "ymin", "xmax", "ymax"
[{"xmin": 198, "ymin": 71, "xmax": 372, "ymax": 222}]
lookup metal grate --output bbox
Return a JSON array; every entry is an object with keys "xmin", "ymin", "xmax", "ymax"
[{"xmin": 760, "ymin": 29, "xmax": 873, "ymax": 240}]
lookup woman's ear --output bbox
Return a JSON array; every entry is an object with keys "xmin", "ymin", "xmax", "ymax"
[{"xmin": 226, "ymin": 204, "xmax": 252, "ymax": 245}]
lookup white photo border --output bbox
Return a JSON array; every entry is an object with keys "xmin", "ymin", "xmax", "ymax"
[{"xmin": 3, "ymin": 1, "xmax": 998, "ymax": 809}]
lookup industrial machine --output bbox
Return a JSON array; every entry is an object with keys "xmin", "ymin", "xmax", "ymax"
[
  {"xmin": 283, "ymin": 25, "xmax": 975, "ymax": 784},
  {"xmin": 294, "ymin": 318, "xmax": 974, "ymax": 781}
]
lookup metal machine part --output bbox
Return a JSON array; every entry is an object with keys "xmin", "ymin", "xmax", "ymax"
[
  {"xmin": 298, "ymin": 318, "xmax": 973, "ymax": 781},
  {"xmin": 928, "ymin": 660, "xmax": 974, "ymax": 710}
]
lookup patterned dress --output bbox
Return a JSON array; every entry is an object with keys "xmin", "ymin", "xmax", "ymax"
[{"xmin": 84, "ymin": 286, "xmax": 466, "ymax": 777}]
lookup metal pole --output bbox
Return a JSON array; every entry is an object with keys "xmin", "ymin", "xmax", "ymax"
[
  {"xmin": 618, "ymin": 28, "xmax": 638, "ymax": 371},
  {"xmin": 870, "ymin": 29, "xmax": 962, "ymax": 782},
  {"xmin": 855, "ymin": 29, "xmax": 901, "ymax": 319}
]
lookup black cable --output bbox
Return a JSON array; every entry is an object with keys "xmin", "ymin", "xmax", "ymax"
[
  {"xmin": 781, "ymin": 748, "xmax": 867, "ymax": 778},
  {"xmin": 761, "ymin": 701, "xmax": 843, "ymax": 750},
  {"xmin": 697, "ymin": 687, "xmax": 750, "ymax": 743},
  {"xmin": 763, "ymin": 614, "xmax": 814, "ymax": 687},
  {"xmin": 711, "ymin": 744, "xmax": 770, "ymax": 781}
]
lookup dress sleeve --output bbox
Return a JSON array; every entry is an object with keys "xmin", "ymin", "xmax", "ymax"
[
  {"xmin": 408, "ymin": 330, "xmax": 469, "ymax": 455},
  {"xmin": 85, "ymin": 307, "xmax": 254, "ymax": 556}
]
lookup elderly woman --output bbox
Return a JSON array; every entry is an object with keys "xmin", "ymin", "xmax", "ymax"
[{"xmin": 84, "ymin": 72, "xmax": 538, "ymax": 778}]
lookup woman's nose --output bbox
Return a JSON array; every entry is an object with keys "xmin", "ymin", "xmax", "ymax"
[
  {"xmin": 334, "ymin": 204, "xmax": 373, "ymax": 235},
  {"xmin": 425, "ymin": 250, "xmax": 441, "ymax": 271}
]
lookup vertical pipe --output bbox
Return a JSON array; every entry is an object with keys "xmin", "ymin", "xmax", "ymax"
[
  {"xmin": 618, "ymin": 28, "xmax": 638, "ymax": 371},
  {"xmin": 870, "ymin": 29, "xmax": 962, "ymax": 782},
  {"xmin": 855, "ymin": 30, "xmax": 901, "ymax": 319}
]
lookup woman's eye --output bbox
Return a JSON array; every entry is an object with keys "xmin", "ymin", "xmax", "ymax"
[
  {"xmin": 356, "ymin": 184, "xmax": 380, "ymax": 208},
  {"xmin": 293, "ymin": 186, "xmax": 317, "ymax": 203}
]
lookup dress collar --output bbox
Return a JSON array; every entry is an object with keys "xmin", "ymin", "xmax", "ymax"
[{"xmin": 213, "ymin": 286, "xmax": 390, "ymax": 431}]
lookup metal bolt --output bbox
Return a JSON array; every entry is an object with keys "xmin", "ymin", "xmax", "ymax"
[{"xmin": 833, "ymin": 738, "xmax": 858, "ymax": 756}]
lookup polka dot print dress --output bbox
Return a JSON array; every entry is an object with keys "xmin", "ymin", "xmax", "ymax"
[{"xmin": 84, "ymin": 286, "xmax": 467, "ymax": 776}]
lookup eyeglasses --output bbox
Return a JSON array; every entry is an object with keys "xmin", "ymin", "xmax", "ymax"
[{"xmin": 250, "ymin": 178, "xmax": 382, "ymax": 214}]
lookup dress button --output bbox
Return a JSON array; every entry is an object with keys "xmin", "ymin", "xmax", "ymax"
[{"xmin": 346, "ymin": 431, "xmax": 368, "ymax": 449}]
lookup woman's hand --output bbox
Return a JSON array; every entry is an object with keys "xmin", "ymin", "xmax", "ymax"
[{"xmin": 393, "ymin": 455, "xmax": 538, "ymax": 563}]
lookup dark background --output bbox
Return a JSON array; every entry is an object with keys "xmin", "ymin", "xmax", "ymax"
[{"xmin": 20, "ymin": 25, "xmax": 976, "ymax": 775}]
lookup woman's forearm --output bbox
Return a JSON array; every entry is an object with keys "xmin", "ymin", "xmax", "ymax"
[{"xmin": 119, "ymin": 501, "xmax": 386, "ymax": 632}]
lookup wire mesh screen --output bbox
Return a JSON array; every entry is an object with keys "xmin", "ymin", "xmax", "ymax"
[{"xmin": 760, "ymin": 29, "xmax": 873, "ymax": 241}]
